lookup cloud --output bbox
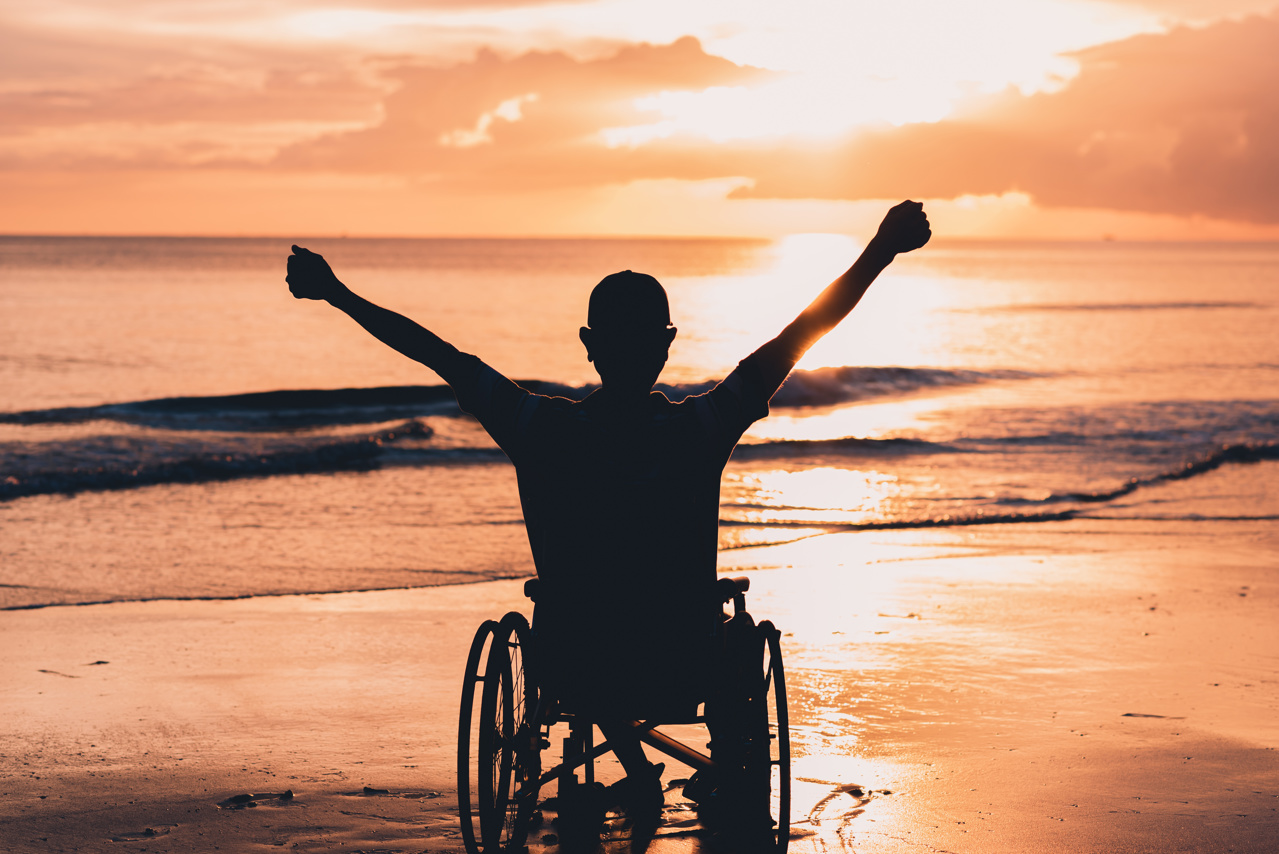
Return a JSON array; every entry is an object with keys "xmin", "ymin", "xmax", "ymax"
[
  {"xmin": 276, "ymin": 36, "xmax": 773, "ymax": 186},
  {"xmin": 438, "ymin": 92, "xmax": 539, "ymax": 148},
  {"xmin": 0, "ymin": 19, "xmax": 389, "ymax": 168},
  {"xmin": 1106, "ymin": 0, "xmax": 1277, "ymax": 20},
  {"xmin": 0, "ymin": 64, "xmax": 381, "ymax": 129},
  {"xmin": 731, "ymin": 13, "xmax": 1279, "ymax": 224},
  {"xmin": 276, "ymin": 16, "xmax": 1279, "ymax": 225},
  {"xmin": 0, "ymin": 30, "xmax": 770, "ymax": 174}
]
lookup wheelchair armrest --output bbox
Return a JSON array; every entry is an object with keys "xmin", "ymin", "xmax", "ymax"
[
  {"xmin": 717, "ymin": 576, "xmax": 750, "ymax": 615},
  {"xmin": 717, "ymin": 576, "xmax": 750, "ymax": 602}
]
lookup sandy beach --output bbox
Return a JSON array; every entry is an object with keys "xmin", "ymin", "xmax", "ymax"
[
  {"xmin": 4, "ymin": 476, "xmax": 1276, "ymax": 853},
  {"xmin": 7, "ymin": 0, "xmax": 1279, "ymax": 849}
]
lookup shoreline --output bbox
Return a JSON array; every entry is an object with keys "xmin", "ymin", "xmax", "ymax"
[{"xmin": 3, "ymin": 516, "xmax": 1277, "ymax": 852}]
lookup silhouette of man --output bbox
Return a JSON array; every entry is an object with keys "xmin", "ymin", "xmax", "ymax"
[{"xmin": 286, "ymin": 200, "xmax": 930, "ymax": 815}]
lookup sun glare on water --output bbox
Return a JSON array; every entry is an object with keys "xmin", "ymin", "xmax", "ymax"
[
  {"xmin": 772, "ymin": 233, "xmax": 863, "ymax": 285},
  {"xmin": 670, "ymin": 233, "xmax": 861, "ymax": 370}
]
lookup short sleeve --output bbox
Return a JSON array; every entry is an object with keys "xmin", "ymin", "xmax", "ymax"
[
  {"xmin": 448, "ymin": 353, "xmax": 541, "ymax": 458},
  {"xmin": 692, "ymin": 354, "xmax": 775, "ymax": 454}
]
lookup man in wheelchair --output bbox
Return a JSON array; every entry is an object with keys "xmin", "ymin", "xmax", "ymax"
[{"xmin": 287, "ymin": 201, "xmax": 930, "ymax": 848}]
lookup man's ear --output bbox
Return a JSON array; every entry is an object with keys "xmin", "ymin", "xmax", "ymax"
[
  {"xmin": 666, "ymin": 326, "xmax": 678, "ymax": 347},
  {"xmin": 579, "ymin": 326, "xmax": 594, "ymax": 362}
]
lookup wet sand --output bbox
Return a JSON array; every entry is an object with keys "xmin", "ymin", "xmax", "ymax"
[{"xmin": 2, "ymin": 515, "xmax": 1277, "ymax": 853}]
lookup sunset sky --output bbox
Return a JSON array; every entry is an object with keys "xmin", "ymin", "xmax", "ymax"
[{"xmin": 3, "ymin": 0, "xmax": 1279, "ymax": 238}]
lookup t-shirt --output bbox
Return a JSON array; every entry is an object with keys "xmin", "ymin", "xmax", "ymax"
[{"xmin": 446, "ymin": 347, "xmax": 787, "ymax": 713}]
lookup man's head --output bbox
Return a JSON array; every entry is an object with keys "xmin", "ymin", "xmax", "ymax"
[{"xmin": 579, "ymin": 270, "xmax": 677, "ymax": 395}]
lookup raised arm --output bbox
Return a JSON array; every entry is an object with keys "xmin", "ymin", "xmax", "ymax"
[
  {"xmin": 286, "ymin": 245, "xmax": 468, "ymax": 380},
  {"xmin": 752, "ymin": 200, "xmax": 931, "ymax": 389}
]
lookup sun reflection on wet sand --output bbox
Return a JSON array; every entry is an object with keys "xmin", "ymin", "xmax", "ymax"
[
  {"xmin": 716, "ymin": 531, "xmax": 964, "ymax": 849},
  {"xmin": 711, "ymin": 506, "xmax": 1279, "ymax": 852}
]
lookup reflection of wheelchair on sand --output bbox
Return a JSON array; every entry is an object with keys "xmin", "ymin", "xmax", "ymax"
[{"xmin": 458, "ymin": 576, "xmax": 789, "ymax": 852}]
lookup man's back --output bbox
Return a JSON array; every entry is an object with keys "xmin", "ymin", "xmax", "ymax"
[{"xmin": 453, "ymin": 354, "xmax": 776, "ymax": 714}]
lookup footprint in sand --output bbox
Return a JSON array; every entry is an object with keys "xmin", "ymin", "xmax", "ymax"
[{"xmin": 799, "ymin": 780, "xmax": 894, "ymax": 835}]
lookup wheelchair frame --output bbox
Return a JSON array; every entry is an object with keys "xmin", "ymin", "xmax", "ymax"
[{"xmin": 458, "ymin": 576, "xmax": 789, "ymax": 852}]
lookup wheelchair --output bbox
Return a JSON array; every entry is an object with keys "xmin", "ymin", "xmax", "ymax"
[{"xmin": 458, "ymin": 576, "xmax": 790, "ymax": 852}]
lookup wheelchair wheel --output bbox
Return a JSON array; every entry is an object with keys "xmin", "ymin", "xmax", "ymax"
[
  {"xmin": 757, "ymin": 620, "xmax": 791, "ymax": 853},
  {"xmin": 697, "ymin": 618, "xmax": 790, "ymax": 851},
  {"xmin": 457, "ymin": 613, "xmax": 541, "ymax": 853}
]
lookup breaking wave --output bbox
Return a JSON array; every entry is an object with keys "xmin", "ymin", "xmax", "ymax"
[
  {"xmin": 0, "ymin": 365, "xmax": 1035, "ymax": 431},
  {"xmin": 1041, "ymin": 442, "xmax": 1279, "ymax": 504},
  {"xmin": 0, "ymin": 421, "xmax": 435, "ymax": 502}
]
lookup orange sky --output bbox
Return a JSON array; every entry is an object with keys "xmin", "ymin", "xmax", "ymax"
[{"xmin": 3, "ymin": 0, "xmax": 1279, "ymax": 238}]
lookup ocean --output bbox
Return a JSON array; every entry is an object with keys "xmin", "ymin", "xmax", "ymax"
[{"xmin": 2, "ymin": 236, "xmax": 1277, "ymax": 610}]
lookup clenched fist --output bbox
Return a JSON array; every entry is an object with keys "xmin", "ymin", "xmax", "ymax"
[
  {"xmin": 872, "ymin": 200, "xmax": 932, "ymax": 256},
  {"xmin": 286, "ymin": 245, "xmax": 344, "ymax": 301}
]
